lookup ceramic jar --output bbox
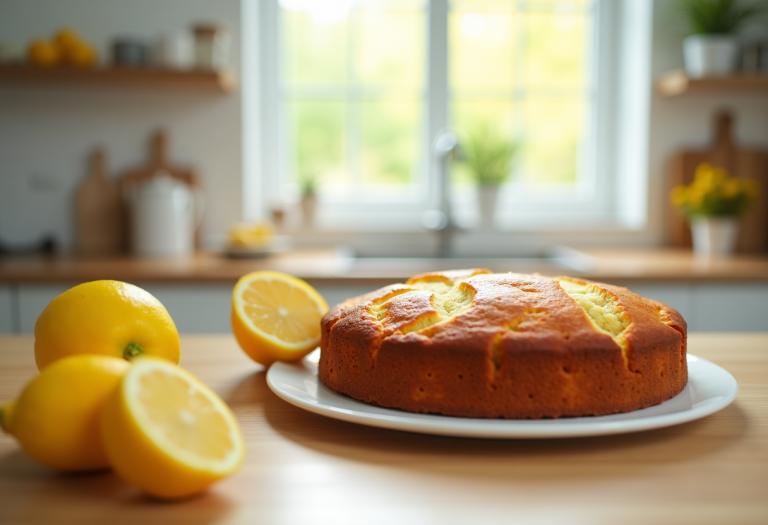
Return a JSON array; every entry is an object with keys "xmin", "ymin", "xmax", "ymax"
[
  {"xmin": 477, "ymin": 185, "xmax": 500, "ymax": 228},
  {"xmin": 691, "ymin": 216, "xmax": 739, "ymax": 258},
  {"xmin": 683, "ymin": 35, "xmax": 739, "ymax": 78},
  {"xmin": 127, "ymin": 173, "xmax": 204, "ymax": 257}
]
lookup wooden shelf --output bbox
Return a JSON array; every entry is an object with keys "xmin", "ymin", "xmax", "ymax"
[
  {"xmin": 657, "ymin": 69, "xmax": 768, "ymax": 97},
  {"xmin": 0, "ymin": 65, "xmax": 235, "ymax": 93}
]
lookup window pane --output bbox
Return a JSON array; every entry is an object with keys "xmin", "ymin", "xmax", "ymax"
[
  {"xmin": 523, "ymin": 100, "xmax": 584, "ymax": 186},
  {"xmin": 358, "ymin": 10, "xmax": 424, "ymax": 91},
  {"xmin": 281, "ymin": 1, "xmax": 426, "ymax": 199},
  {"xmin": 284, "ymin": 11, "xmax": 349, "ymax": 88},
  {"xmin": 526, "ymin": 10, "xmax": 588, "ymax": 89},
  {"xmin": 449, "ymin": 0, "xmax": 593, "ymax": 190},
  {"xmin": 360, "ymin": 100, "xmax": 421, "ymax": 186},
  {"xmin": 288, "ymin": 100, "xmax": 347, "ymax": 189},
  {"xmin": 449, "ymin": 11, "xmax": 517, "ymax": 92}
]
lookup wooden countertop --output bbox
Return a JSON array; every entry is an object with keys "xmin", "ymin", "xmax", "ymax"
[
  {"xmin": 2, "ymin": 247, "xmax": 768, "ymax": 286},
  {"xmin": 1, "ymin": 333, "xmax": 766, "ymax": 524}
]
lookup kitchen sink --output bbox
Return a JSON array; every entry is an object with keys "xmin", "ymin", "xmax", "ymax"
[{"xmin": 334, "ymin": 245, "xmax": 595, "ymax": 279}]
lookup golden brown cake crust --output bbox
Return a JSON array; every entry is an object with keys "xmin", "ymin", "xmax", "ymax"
[{"xmin": 318, "ymin": 270, "xmax": 688, "ymax": 419}]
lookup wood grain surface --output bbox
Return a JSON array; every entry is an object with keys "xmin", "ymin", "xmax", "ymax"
[
  {"xmin": 76, "ymin": 148, "xmax": 127, "ymax": 256},
  {"xmin": 1, "ymin": 333, "xmax": 766, "ymax": 525},
  {"xmin": 0, "ymin": 65, "xmax": 235, "ymax": 93},
  {"xmin": 2, "ymin": 248, "xmax": 768, "ymax": 285}
]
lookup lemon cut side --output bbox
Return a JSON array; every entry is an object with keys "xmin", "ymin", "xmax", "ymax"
[
  {"xmin": 231, "ymin": 271, "xmax": 328, "ymax": 366},
  {"xmin": 101, "ymin": 358, "xmax": 245, "ymax": 499}
]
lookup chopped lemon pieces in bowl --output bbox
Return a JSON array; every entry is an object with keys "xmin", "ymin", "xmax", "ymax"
[{"xmin": 227, "ymin": 221, "xmax": 275, "ymax": 248}]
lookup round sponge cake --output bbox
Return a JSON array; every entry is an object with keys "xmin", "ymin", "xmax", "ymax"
[{"xmin": 319, "ymin": 269, "xmax": 688, "ymax": 419}]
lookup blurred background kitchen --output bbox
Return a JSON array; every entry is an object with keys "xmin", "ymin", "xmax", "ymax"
[{"xmin": 1, "ymin": 0, "xmax": 767, "ymax": 334}]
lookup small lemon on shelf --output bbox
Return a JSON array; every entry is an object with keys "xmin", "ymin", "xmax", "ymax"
[
  {"xmin": 26, "ymin": 28, "xmax": 98, "ymax": 68},
  {"xmin": 27, "ymin": 39, "xmax": 60, "ymax": 67}
]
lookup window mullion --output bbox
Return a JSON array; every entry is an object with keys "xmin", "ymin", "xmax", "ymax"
[
  {"xmin": 347, "ymin": 8, "xmax": 360, "ymax": 194},
  {"xmin": 428, "ymin": 0, "xmax": 449, "ymax": 208},
  {"xmin": 258, "ymin": 0, "xmax": 281, "ymax": 220}
]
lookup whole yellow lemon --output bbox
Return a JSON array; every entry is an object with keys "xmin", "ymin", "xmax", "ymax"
[
  {"xmin": 1, "ymin": 354, "xmax": 129, "ymax": 471},
  {"xmin": 27, "ymin": 39, "xmax": 60, "ymax": 67},
  {"xmin": 34, "ymin": 280, "xmax": 180, "ymax": 370},
  {"xmin": 53, "ymin": 28, "xmax": 81, "ymax": 52},
  {"xmin": 63, "ymin": 42, "xmax": 97, "ymax": 68}
]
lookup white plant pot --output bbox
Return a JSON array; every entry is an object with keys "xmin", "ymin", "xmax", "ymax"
[
  {"xmin": 300, "ymin": 194, "xmax": 317, "ymax": 227},
  {"xmin": 477, "ymin": 186, "xmax": 500, "ymax": 228},
  {"xmin": 691, "ymin": 217, "xmax": 739, "ymax": 258},
  {"xmin": 683, "ymin": 35, "xmax": 739, "ymax": 78}
]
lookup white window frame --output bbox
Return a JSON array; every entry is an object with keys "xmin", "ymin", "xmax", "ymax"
[{"xmin": 242, "ymin": 0, "xmax": 653, "ymax": 254}]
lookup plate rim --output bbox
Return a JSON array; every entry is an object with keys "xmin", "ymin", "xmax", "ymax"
[{"xmin": 266, "ymin": 352, "xmax": 738, "ymax": 439}]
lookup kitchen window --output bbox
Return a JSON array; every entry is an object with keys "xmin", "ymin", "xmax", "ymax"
[{"xmin": 244, "ymin": 0, "xmax": 650, "ymax": 242}]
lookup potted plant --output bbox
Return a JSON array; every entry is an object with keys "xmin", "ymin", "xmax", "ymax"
[
  {"xmin": 679, "ymin": 0, "xmax": 767, "ymax": 78},
  {"xmin": 297, "ymin": 171, "xmax": 320, "ymax": 226},
  {"xmin": 670, "ymin": 162, "xmax": 758, "ymax": 257},
  {"xmin": 460, "ymin": 124, "xmax": 520, "ymax": 227}
]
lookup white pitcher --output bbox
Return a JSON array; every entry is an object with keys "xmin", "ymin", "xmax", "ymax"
[{"xmin": 128, "ymin": 172, "xmax": 204, "ymax": 257}]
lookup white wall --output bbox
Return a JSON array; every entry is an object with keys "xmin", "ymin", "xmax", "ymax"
[
  {"xmin": 0, "ymin": 0, "xmax": 766, "ymax": 253},
  {"xmin": 0, "ymin": 0, "xmax": 242, "ymax": 251}
]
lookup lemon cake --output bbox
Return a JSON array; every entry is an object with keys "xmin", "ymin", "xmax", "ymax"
[{"xmin": 318, "ymin": 269, "xmax": 688, "ymax": 419}]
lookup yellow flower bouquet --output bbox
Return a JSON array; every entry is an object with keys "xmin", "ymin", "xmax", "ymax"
[{"xmin": 670, "ymin": 163, "xmax": 758, "ymax": 220}]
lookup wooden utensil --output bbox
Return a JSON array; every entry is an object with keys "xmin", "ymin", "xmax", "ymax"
[
  {"xmin": 121, "ymin": 129, "xmax": 199, "ymax": 188},
  {"xmin": 668, "ymin": 111, "xmax": 768, "ymax": 253},
  {"xmin": 76, "ymin": 147, "xmax": 126, "ymax": 255}
]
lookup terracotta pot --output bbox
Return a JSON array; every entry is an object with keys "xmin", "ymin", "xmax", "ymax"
[{"xmin": 300, "ymin": 194, "xmax": 317, "ymax": 226}]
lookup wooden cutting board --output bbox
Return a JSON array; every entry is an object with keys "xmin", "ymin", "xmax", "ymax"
[
  {"xmin": 121, "ymin": 129, "xmax": 199, "ymax": 188},
  {"xmin": 76, "ymin": 148, "xmax": 127, "ymax": 255},
  {"xmin": 668, "ymin": 111, "xmax": 768, "ymax": 253}
]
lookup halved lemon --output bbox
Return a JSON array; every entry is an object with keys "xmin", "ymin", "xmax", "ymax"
[
  {"xmin": 100, "ymin": 357, "xmax": 245, "ymax": 499},
  {"xmin": 231, "ymin": 271, "xmax": 328, "ymax": 367}
]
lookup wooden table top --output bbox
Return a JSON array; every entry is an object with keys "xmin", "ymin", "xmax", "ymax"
[
  {"xmin": 2, "ymin": 248, "xmax": 768, "ymax": 286},
  {"xmin": 1, "ymin": 333, "xmax": 767, "ymax": 524}
]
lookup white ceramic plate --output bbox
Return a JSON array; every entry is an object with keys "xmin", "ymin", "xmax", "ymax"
[{"xmin": 267, "ymin": 351, "xmax": 738, "ymax": 439}]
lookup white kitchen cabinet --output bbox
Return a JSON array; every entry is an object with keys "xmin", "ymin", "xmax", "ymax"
[
  {"xmin": 618, "ymin": 283, "xmax": 768, "ymax": 332},
  {"xmin": 615, "ymin": 283, "xmax": 695, "ymax": 325},
  {"xmin": 693, "ymin": 284, "xmax": 768, "ymax": 332},
  {"xmin": 12, "ymin": 283, "xmax": 233, "ymax": 335},
  {"xmin": 16, "ymin": 283, "xmax": 71, "ymax": 334},
  {"xmin": 2, "ymin": 282, "xmax": 389, "ymax": 335},
  {"xmin": 1, "ymin": 281, "xmax": 766, "ymax": 335}
]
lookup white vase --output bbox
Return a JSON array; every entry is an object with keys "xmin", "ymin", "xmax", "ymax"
[
  {"xmin": 683, "ymin": 35, "xmax": 739, "ymax": 78},
  {"xmin": 691, "ymin": 217, "xmax": 739, "ymax": 258},
  {"xmin": 477, "ymin": 186, "xmax": 500, "ymax": 228}
]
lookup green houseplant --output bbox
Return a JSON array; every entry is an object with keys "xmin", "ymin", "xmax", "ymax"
[
  {"xmin": 679, "ymin": 0, "xmax": 767, "ymax": 77},
  {"xmin": 460, "ymin": 124, "xmax": 520, "ymax": 227},
  {"xmin": 462, "ymin": 124, "xmax": 520, "ymax": 187}
]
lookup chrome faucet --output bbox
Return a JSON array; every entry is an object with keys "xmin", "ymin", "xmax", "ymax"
[{"xmin": 424, "ymin": 130, "xmax": 463, "ymax": 258}]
